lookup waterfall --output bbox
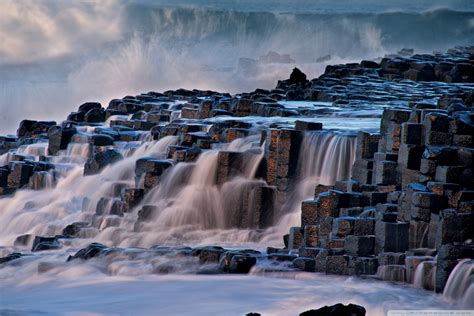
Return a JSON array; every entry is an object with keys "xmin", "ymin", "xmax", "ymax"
[
  {"xmin": 443, "ymin": 259, "xmax": 474, "ymax": 309},
  {"xmin": 0, "ymin": 136, "xmax": 178, "ymax": 246},
  {"xmin": 264, "ymin": 131, "xmax": 357, "ymax": 242},
  {"xmin": 413, "ymin": 260, "xmax": 436, "ymax": 291},
  {"xmin": 136, "ymin": 135, "xmax": 265, "ymax": 229},
  {"xmin": 281, "ymin": 131, "xmax": 357, "ymax": 215},
  {"xmin": 0, "ymin": 129, "xmax": 358, "ymax": 248}
]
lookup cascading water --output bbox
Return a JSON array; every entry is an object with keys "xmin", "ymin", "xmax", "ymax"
[
  {"xmin": 443, "ymin": 259, "xmax": 474, "ymax": 309},
  {"xmin": 293, "ymin": 131, "xmax": 356, "ymax": 198},
  {"xmin": 267, "ymin": 131, "xmax": 357, "ymax": 238},
  {"xmin": 0, "ymin": 135, "xmax": 178, "ymax": 246},
  {"xmin": 413, "ymin": 260, "xmax": 436, "ymax": 291}
]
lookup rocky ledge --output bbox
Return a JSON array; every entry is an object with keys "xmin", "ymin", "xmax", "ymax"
[{"xmin": 1, "ymin": 46, "xmax": 473, "ymax": 296}]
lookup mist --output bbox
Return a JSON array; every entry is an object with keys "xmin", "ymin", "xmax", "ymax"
[{"xmin": 1, "ymin": 0, "xmax": 474, "ymax": 134}]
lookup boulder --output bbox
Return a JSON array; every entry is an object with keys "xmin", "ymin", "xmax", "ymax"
[
  {"xmin": 84, "ymin": 107, "xmax": 106, "ymax": 123},
  {"xmin": 288, "ymin": 67, "xmax": 307, "ymax": 85}
]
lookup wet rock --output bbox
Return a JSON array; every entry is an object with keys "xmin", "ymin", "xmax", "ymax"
[
  {"xmin": 288, "ymin": 67, "xmax": 307, "ymax": 85},
  {"xmin": 89, "ymin": 134, "xmax": 114, "ymax": 146},
  {"xmin": 121, "ymin": 188, "xmax": 144, "ymax": 209},
  {"xmin": 435, "ymin": 209, "xmax": 474, "ymax": 247},
  {"xmin": 28, "ymin": 171, "xmax": 53, "ymax": 190},
  {"xmin": 375, "ymin": 221, "xmax": 409, "ymax": 253},
  {"xmin": 344, "ymin": 235, "xmax": 375, "ymax": 256},
  {"xmin": 191, "ymin": 246, "xmax": 226, "ymax": 264},
  {"xmin": 17, "ymin": 120, "xmax": 56, "ymax": 138},
  {"xmin": 267, "ymin": 253, "xmax": 297, "ymax": 262},
  {"xmin": 298, "ymin": 247, "xmax": 319, "ymax": 259},
  {"xmin": 435, "ymin": 244, "xmax": 474, "ymax": 292},
  {"xmin": 7, "ymin": 161, "xmax": 34, "ymax": 188},
  {"xmin": 67, "ymin": 243, "xmax": 111, "ymax": 261},
  {"xmin": 62, "ymin": 222, "xmax": 89, "ymax": 237},
  {"xmin": 78, "ymin": 102, "xmax": 102, "ymax": 113},
  {"xmin": 0, "ymin": 253, "xmax": 24, "ymax": 264},
  {"xmin": 295, "ymin": 120, "xmax": 322, "ymax": 131},
  {"xmin": 14, "ymin": 234, "xmax": 31, "ymax": 246},
  {"xmin": 31, "ymin": 236, "xmax": 61, "ymax": 252},
  {"xmin": 84, "ymin": 149, "xmax": 123, "ymax": 175},
  {"xmin": 288, "ymin": 226, "xmax": 304, "ymax": 250},
  {"xmin": 48, "ymin": 125, "xmax": 76, "ymax": 155},
  {"xmin": 220, "ymin": 251, "xmax": 258, "ymax": 273},
  {"xmin": 84, "ymin": 107, "xmax": 106, "ymax": 123},
  {"xmin": 304, "ymin": 225, "xmax": 319, "ymax": 247},
  {"xmin": 326, "ymin": 255, "xmax": 348, "ymax": 275},
  {"xmin": 293, "ymin": 257, "xmax": 316, "ymax": 272},
  {"xmin": 135, "ymin": 158, "xmax": 173, "ymax": 176},
  {"xmin": 347, "ymin": 256, "xmax": 379, "ymax": 276}
]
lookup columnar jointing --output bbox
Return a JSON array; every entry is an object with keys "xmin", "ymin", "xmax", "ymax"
[{"xmin": 0, "ymin": 47, "xmax": 473, "ymax": 298}]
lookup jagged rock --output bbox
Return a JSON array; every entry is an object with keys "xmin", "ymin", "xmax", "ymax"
[{"xmin": 288, "ymin": 67, "xmax": 307, "ymax": 85}]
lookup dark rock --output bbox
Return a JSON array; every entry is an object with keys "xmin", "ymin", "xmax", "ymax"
[
  {"xmin": 7, "ymin": 162, "xmax": 34, "ymax": 188},
  {"xmin": 375, "ymin": 221, "xmax": 409, "ymax": 253},
  {"xmin": 62, "ymin": 222, "xmax": 88, "ymax": 237},
  {"xmin": 78, "ymin": 102, "xmax": 102, "ymax": 113},
  {"xmin": 31, "ymin": 236, "xmax": 61, "ymax": 252},
  {"xmin": 89, "ymin": 134, "xmax": 114, "ymax": 146},
  {"xmin": 121, "ymin": 188, "xmax": 144, "ymax": 208},
  {"xmin": 48, "ymin": 125, "xmax": 76, "ymax": 155},
  {"xmin": 84, "ymin": 149, "xmax": 123, "ymax": 175},
  {"xmin": 293, "ymin": 257, "xmax": 316, "ymax": 272},
  {"xmin": 14, "ymin": 234, "xmax": 31, "ymax": 246},
  {"xmin": 344, "ymin": 235, "xmax": 375, "ymax": 256},
  {"xmin": 17, "ymin": 120, "xmax": 56, "ymax": 138},
  {"xmin": 0, "ymin": 253, "xmax": 24, "ymax": 264},
  {"xmin": 84, "ymin": 107, "xmax": 106, "ymax": 123},
  {"xmin": 67, "ymin": 243, "xmax": 111, "ymax": 261},
  {"xmin": 220, "ymin": 251, "xmax": 258, "ymax": 273},
  {"xmin": 288, "ymin": 67, "xmax": 307, "ymax": 85},
  {"xmin": 135, "ymin": 158, "xmax": 173, "ymax": 176},
  {"xmin": 191, "ymin": 246, "xmax": 226, "ymax": 264},
  {"xmin": 295, "ymin": 120, "xmax": 322, "ymax": 131}
]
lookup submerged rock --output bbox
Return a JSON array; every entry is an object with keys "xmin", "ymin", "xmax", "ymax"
[
  {"xmin": 31, "ymin": 236, "xmax": 61, "ymax": 252},
  {"xmin": 67, "ymin": 243, "xmax": 111, "ymax": 261},
  {"xmin": 0, "ymin": 252, "xmax": 24, "ymax": 264}
]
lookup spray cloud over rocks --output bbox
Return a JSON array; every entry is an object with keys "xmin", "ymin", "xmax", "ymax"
[{"xmin": 2, "ymin": 0, "xmax": 474, "ymax": 133}]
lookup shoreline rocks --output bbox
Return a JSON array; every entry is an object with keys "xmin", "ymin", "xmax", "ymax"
[{"xmin": 1, "ymin": 46, "xmax": 473, "ymax": 296}]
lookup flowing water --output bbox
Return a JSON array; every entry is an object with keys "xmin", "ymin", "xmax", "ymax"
[{"xmin": 443, "ymin": 259, "xmax": 474, "ymax": 309}]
